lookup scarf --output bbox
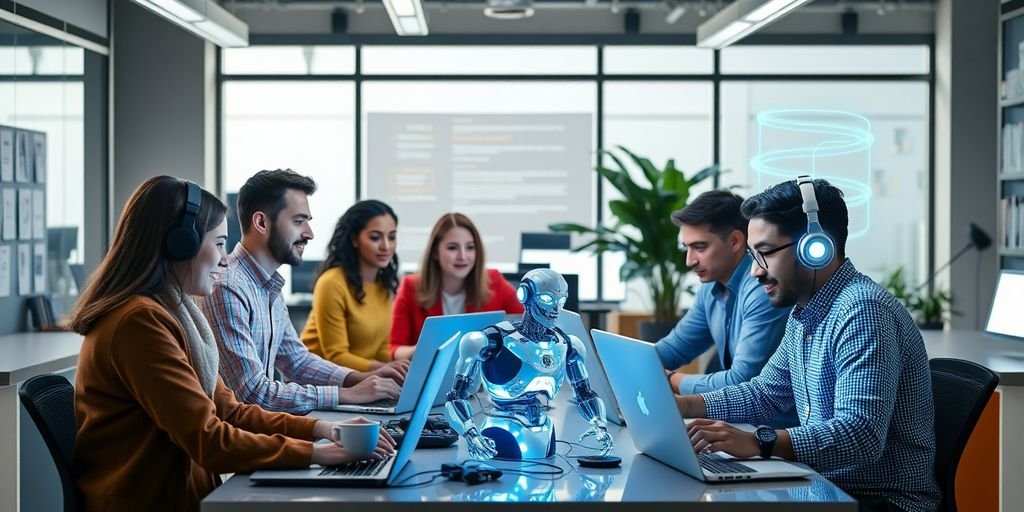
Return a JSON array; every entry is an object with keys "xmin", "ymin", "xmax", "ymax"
[{"xmin": 158, "ymin": 287, "xmax": 220, "ymax": 397}]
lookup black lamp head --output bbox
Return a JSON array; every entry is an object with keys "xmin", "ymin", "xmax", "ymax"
[{"xmin": 968, "ymin": 222, "xmax": 992, "ymax": 251}]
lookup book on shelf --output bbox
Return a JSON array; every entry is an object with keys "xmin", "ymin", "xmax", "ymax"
[
  {"xmin": 1001, "ymin": 123, "xmax": 1024, "ymax": 176},
  {"xmin": 1001, "ymin": 195, "xmax": 1024, "ymax": 251}
]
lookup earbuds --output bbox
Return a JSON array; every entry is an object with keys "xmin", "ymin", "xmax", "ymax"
[{"xmin": 441, "ymin": 462, "xmax": 502, "ymax": 485}]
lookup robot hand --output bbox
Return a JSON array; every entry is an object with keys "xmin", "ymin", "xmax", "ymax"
[
  {"xmin": 464, "ymin": 428, "xmax": 499, "ymax": 460},
  {"xmin": 578, "ymin": 424, "xmax": 614, "ymax": 456}
]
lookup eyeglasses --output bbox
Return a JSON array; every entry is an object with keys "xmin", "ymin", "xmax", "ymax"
[{"xmin": 747, "ymin": 241, "xmax": 797, "ymax": 271}]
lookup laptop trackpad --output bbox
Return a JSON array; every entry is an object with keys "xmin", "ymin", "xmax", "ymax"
[{"xmin": 740, "ymin": 459, "xmax": 812, "ymax": 476}]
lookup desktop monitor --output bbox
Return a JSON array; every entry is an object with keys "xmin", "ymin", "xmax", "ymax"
[
  {"xmin": 519, "ymin": 232, "xmax": 595, "ymax": 300},
  {"xmin": 291, "ymin": 259, "xmax": 322, "ymax": 295},
  {"xmin": 520, "ymin": 232, "xmax": 571, "ymax": 252},
  {"xmin": 502, "ymin": 271, "xmax": 579, "ymax": 313},
  {"xmin": 517, "ymin": 262, "xmax": 550, "ymax": 273},
  {"xmin": 226, "ymin": 192, "xmax": 241, "ymax": 255},
  {"xmin": 985, "ymin": 270, "xmax": 1024, "ymax": 339},
  {"xmin": 46, "ymin": 226, "xmax": 78, "ymax": 260}
]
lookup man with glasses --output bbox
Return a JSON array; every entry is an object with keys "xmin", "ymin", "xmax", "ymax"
[
  {"xmin": 656, "ymin": 191, "xmax": 794, "ymax": 427},
  {"xmin": 677, "ymin": 179, "xmax": 938, "ymax": 512}
]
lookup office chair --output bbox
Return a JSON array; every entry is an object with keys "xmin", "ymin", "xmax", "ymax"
[
  {"xmin": 19, "ymin": 374, "xmax": 78, "ymax": 512},
  {"xmin": 930, "ymin": 358, "xmax": 999, "ymax": 512}
]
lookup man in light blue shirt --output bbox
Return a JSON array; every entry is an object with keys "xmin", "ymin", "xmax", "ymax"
[{"xmin": 657, "ymin": 190, "xmax": 792, "ymax": 402}]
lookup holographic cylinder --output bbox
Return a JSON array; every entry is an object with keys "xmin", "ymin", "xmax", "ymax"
[{"xmin": 750, "ymin": 110, "xmax": 874, "ymax": 239}]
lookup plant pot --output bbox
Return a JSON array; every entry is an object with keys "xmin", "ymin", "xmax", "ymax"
[
  {"xmin": 917, "ymin": 321, "xmax": 944, "ymax": 331},
  {"xmin": 639, "ymin": 320, "xmax": 679, "ymax": 343}
]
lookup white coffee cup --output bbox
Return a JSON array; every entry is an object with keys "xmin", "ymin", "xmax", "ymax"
[{"xmin": 331, "ymin": 418, "xmax": 380, "ymax": 458}]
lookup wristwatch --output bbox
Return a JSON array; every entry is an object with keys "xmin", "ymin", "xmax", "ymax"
[{"xmin": 755, "ymin": 426, "xmax": 777, "ymax": 459}]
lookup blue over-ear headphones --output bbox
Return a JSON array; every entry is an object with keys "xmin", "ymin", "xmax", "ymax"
[
  {"xmin": 795, "ymin": 175, "xmax": 836, "ymax": 270},
  {"xmin": 164, "ymin": 180, "xmax": 202, "ymax": 261}
]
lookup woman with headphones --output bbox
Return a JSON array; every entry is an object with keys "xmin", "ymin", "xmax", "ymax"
[
  {"xmin": 389, "ymin": 212, "xmax": 523, "ymax": 360},
  {"xmin": 69, "ymin": 176, "xmax": 394, "ymax": 511},
  {"xmin": 301, "ymin": 200, "xmax": 408, "ymax": 375}
]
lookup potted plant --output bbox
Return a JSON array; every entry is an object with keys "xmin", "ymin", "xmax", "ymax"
[
  {"xmin": 880, "ymin": 267, "xmax": 956, "ymax": 330},
  {"xmin": 548, "ymin": 146, "xmax": 720, "ymax": 341}
]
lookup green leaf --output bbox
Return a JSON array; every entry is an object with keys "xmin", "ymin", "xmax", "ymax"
[
  {"xmin": 688, "ymin": 164, "xmax": 721, "ymax": 186},
  {"xmin": 551, "ymin": 146, "xmax": 718, "ymax": 315},
  {"xmin": 617, "ymin": 145, "xmax": 661, "ymax": 188}
]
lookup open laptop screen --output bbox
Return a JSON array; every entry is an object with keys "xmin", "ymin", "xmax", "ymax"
[{"xmin": 986, "ymin": 270, "xmax": 1024, "ymax": 339}]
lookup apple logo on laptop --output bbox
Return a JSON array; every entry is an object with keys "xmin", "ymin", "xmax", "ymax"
[{"xmin": 636, "ymin": 391, "xmax": 650, "ymax": 416}]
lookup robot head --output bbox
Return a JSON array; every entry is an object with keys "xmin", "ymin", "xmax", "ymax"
[{"xmin": 516, "ymin": 268, "xmax": 568, "ymax": 329}]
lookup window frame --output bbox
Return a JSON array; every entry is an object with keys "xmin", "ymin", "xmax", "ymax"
[{"xmin": 217, "ymin": 34, "xmax": 935, "ymax": 303}]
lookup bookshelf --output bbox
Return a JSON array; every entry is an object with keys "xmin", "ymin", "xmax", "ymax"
[{"xmin": 999, "ymin": 1, "xmax": 1024, "ymax": 271}]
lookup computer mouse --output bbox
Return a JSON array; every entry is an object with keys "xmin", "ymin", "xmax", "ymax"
[{"xmin": 577, "ymin": 455, "xmax": 621, "ymax": 469}]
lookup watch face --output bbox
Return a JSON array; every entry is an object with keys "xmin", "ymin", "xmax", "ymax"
[{"xmin": 756, "ymin": 427, "xmax": 776, "ymax": 443}]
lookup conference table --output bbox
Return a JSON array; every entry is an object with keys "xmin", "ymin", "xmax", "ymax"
[{"xmin": 202, "ymin": 389, "xmax": 857, "ymax": 511}]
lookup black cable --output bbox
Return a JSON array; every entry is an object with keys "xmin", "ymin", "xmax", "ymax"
[
  {"xmin": 487, "ymin": 457, "xmax": 565, "ymax": 479},
  {"xmin": 556, "ymin": 439, "xmax": 607, "ymax": 460},
  {"xmin": 975, "ymin": 249, "xmax": 982, "ymax": 330},
  {"xmin": 390, "ymin": 470, "xmax": 447, "ymax": 488}
]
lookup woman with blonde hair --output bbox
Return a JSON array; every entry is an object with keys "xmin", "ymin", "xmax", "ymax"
[
  {"xmin": 69, "ymin": 176, "xmax": 393, "ymax": 511},
  {"xmin": 389, "ymin": 212, "xmax": 523, "ymax": 360}
]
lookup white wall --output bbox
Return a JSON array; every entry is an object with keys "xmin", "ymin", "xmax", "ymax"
[{"xmin": 111, "ymin": 0, "xmax": 216, "ymax": 214}]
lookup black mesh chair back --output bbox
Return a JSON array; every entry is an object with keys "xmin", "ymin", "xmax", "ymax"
[
  {"xmin": 930, "ymin": 358, "xmax": 999, "ymax": 512},
  {"xmin": 18, "ymin": 374, "xmax": 78, "ymax": 512}
]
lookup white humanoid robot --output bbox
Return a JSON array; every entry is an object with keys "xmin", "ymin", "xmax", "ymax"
[{"xmin": 444, "ymin": 268, "xmax": 614, "ymax": 460}]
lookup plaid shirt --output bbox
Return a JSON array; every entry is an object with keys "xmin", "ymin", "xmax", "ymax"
[
  {"xmin": 701, "ymin": 259, "xmax": 940, "ymax": 512},
  {"xmin": 198, "ymin": 244, "xmax": 351, "ymax": 414}
]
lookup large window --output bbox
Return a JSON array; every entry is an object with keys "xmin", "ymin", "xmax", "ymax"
[
  {"xmin": 0, "ymin": 23, "xmax": 85, "ymax": 291},
  {"xmin": 361, "ymin": 80, "xmax": 599, "ymax": 297},
  {"xmin": 221, "ymin": 81, "xmax": 356, "ymax": 295},
  {"xmin": 221, "ymin": 42, "xmax": 932, "ymax": 308},
  {"xmin": 720, "ymin": 87, "xmax": 930, "ymax": 284}
]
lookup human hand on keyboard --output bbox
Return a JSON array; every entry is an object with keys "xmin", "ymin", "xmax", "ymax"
[
  {"xmin": 685, "ymin": 419, "xmax": 758, "ymax": 458},
  {"xmin": 339, "ymin": 375, "xmax": 402, "ymax": 404},
  {"xmin": 366, "ymin": 360, "xmax": 409, "ymax": 385}
]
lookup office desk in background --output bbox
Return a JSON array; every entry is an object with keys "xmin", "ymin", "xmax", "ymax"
[
  {"xmin": 922, "ymin": 330, "xmax": 1024, "ymax": 512},
  {"xmin": 0, "ymin": 331, "xmax": 83, "ymax": 512},
  {"xmin": 203, "ymin": 391, "xmax": 856, "ymax": 512}
]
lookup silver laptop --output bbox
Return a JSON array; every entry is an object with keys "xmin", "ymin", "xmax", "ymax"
[
  {"xmin": 985, "ymin": 270, "xmax": 1024, "ymax": 339},
  {"xmin": 555, "ymin": 310, "xmax": 625, "ymax": 426},
  {"xmin": 591, "ymin": 329, "xmax": 812, "ymax": 482},
  {"xmin": 250, "ymin": 333, "xmax": 460, "ymax": 487},
  {"xmin": 335, "ymin": 311, "xmax": 504, "ymax": 414},
  {"xmin": 622, "ymin": 453, "xmax": 813, "ymax": 501}
]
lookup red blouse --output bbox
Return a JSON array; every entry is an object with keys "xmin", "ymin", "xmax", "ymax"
[{"xmin": 389, "ymin": 268, "xmax": 524, "ymax": 357}]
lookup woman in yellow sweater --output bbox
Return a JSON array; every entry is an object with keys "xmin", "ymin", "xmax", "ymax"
[{"xmin": 301, "ymin": 199, "xmax": 409, "ymax": 375}]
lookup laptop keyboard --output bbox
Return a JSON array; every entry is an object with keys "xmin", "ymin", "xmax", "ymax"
[
  {"xmin": 360, "ymin": 397, "xmax": 398, "ymax": 408},
  {"xmin": 319, "ymin": 456, "xmax": 393, "ymax": 478},
  {"xmin": 699, "ymin": 453, "xmax": 757, "ymax": 474}
]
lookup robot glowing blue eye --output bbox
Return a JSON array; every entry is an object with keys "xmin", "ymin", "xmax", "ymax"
[
  {"xmin": 559, "ymin": 297, "xmax": 567, "ymax": 307},
  {"xmin": 539, "ymin": 294, "xmax": 554, "ymax": 305}
]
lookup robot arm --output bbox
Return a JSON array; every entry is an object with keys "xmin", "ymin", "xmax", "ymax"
[
  {"xmin": 445, "ymin": 330, "xmax": 500, "ymax": 459},
  {"xmin": 566, "ymin": 335, "xmax": 614, "ymax": 455}
]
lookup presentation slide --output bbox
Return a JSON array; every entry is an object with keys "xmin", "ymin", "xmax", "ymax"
[{"xmin": 366, "ymin": 113, "xmax": 594, "ymax": 272}]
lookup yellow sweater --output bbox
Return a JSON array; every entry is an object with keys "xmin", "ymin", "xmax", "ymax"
[{"xmin": 301, "ymin": 267, "xmax": 392, "ymax": 371}]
